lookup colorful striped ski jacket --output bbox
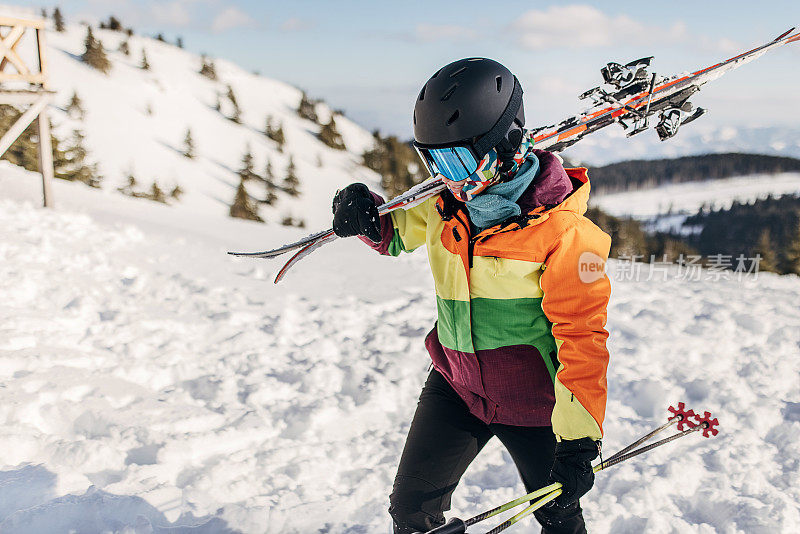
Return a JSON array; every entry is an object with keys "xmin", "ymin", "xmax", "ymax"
[{"xmin": 364, "ymin": 151, "xmax": 611, "ymax": 440}]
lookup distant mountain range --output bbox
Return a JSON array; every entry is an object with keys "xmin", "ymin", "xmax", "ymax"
[{"xmin": 562, "ymin": 124, "xmax": 800, "ymax": 166}]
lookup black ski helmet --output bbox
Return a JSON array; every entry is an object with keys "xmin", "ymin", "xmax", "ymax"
[{"xmin": 413, "ymin": 58, "xmax": 525, "ymax": 158}]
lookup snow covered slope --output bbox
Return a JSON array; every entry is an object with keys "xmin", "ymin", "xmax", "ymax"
[
  {"xmin": 16, "ymin": 19, "xmax": 380, "ymax": 228},
  {"xmin": 2, "ymin": 160, "xmax": 800, "ymax": 533}
]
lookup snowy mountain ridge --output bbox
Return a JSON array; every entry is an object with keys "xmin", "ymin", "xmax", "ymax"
[{"xmin": 18, "ymin": 18, "xmax": 381, "ymax": 229}]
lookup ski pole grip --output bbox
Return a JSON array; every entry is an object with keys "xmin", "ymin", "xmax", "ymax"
[{"xmin": 416, "ymin": 517, "xmax": 467, "ymax": 534}]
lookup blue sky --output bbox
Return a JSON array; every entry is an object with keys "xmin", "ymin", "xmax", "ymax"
[{"xmin": 17, "ymin": 1, "xmax": 800, "ymax": 138}]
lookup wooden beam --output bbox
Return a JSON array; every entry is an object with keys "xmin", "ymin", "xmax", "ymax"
[
  {"xmin": 0, "ymin": 16, "xmax": 45, "ymax": 29},
  {"xmin": 0, "ymin": 89, "xmax": 55, "ymax": 105},
  {"xmin": 36, "ymin": 27, "xmax": 48, "ymax": 87},
  {"xmin": 0, "ymin": 25, "xmax": 30, "ymax": 76},
  {"xmin": 0, "ymin": 24, "xmax": 25, "ymax": 73},
  {"xmin": 0, "ymin": 93, "xmax": 49, "ymax": 157},
  {"xmin": 0, "ymin": 73, "xmax": 45, "ymax": 84},
  {"xmin": 37, "ymin": 105, "xmax": 54, "ymax": 208}
]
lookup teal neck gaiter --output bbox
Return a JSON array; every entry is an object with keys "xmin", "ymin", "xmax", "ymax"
[{"xmin": 465, "ymin": 153, "xmax": 540, "ymax": 230}]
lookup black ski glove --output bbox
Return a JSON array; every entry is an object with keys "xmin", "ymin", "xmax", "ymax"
[
  {"xmin": 332, "ymin": 183, "xmax": 382, "ymax": 243},
  {"xmin": 548, "ymin": 437, "xmax": 600, "ymax": 507}
]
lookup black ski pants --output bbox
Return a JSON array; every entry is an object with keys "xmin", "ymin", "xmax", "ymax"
[{"xmin": 389, "ymin": 370, "xmax": 586, "ymax": 534}]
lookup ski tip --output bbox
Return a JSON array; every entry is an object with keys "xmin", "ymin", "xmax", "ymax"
[{"xmin": 776, "ymin": 27, "xmax": 796, "ymax": 41}]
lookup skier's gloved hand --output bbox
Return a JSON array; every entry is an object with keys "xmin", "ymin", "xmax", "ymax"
[
  {"xmin": 548, "ymin": 437, "xmax": 600, "ymax": 508},
  {"xmin": 332, "ymin": 183, "xmax": 382, "ymax": 243}
]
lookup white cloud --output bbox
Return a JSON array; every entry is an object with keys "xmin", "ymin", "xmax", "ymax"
[
  {"xmin": 511, "ymin": 5, "xmax": 687, "ymax": 50},
  {"xmin": 415, "ymin": 24, "xmax": 477, "ymax": 42},
  {"xmin": 531, "ymin": 76, "xmax": 584, "ymax": 97},
  {"xmin": 82, "ymin": 0, "xmax": 205, "ymax": 29},
  {"xmin": 211, "ymin": 6, "xmax": 256, "ymax": 33},
  {"xmin": 150, "ymin": 1, "xmax": 192, "ymax": 27},
  {"xmin": 281, "ymin": 18, "xmax": 314, "ymax": 32}
]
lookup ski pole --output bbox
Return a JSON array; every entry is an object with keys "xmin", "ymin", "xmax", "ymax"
[
  {"xmin": 419, "ymin": 403, "xmax": 719, "ymax": 534},
  {"xmin": 459, "ymin": 406, "xmax": 687, "ymax": 529},
  {"xmin": 603, "ymin": 402, "xmax": 696, "ymax": 464},
  {"xmin": 598, "ymin": 411, "xmax": 718, "ymax": 471},
  {"xmin": 479, "ymin": 421, "xmax": 718, "ymax": 534},
  {"xmin": 481, "ymin": 488, "xmax": 562, "ymax": 534}
]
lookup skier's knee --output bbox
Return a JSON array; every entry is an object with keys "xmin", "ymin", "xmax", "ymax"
[{"xmin": 389, "ymin": 475, "xmax": 447, "ymax": 533}]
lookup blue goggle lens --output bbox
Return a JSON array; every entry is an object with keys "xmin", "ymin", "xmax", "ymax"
[{"xmin": 419, "ymin": 146, "xmax": 478, "ymax": 181}]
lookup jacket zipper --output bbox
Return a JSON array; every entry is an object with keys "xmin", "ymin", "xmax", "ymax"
[
  {"xmin": 451, "ymin": 211, "xmax": 474, "ymax": 268},
  {"xmin": 467, "ymin": 237, "xmax": 477, "ymax": 269}
]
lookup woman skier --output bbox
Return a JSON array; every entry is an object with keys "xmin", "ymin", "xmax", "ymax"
[{"xmin": 331, "ymin": 58, "xmax": 612, "ymax": 534}]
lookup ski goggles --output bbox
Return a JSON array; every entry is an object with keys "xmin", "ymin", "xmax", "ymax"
[{"xmin": 414, "ymin": 142, "xmax": 481, "ymax": 182}]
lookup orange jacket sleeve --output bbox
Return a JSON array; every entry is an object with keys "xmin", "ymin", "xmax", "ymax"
[{"xmin": 539, "ymin": 215, "xmax": 612, "ymax": 440}]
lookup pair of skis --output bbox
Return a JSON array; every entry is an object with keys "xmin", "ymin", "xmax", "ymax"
[
  {"xmin": 229, "ymin": 178, "xmax": 445, "ymax": 282},
  {"xmin": 229, "ymin": 27, "xmax": 799, "ymax": 283},
  {"xmin": 418, "ymin": 403, "xmax": 719, "ymax": 534}
]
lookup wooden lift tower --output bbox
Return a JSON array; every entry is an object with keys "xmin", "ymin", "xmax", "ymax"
[{"xmin": 0, "ymin": 14, "xmax": 55, "ymax": 207}]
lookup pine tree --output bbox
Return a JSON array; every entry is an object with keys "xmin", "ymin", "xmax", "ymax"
[
  {"xmin": 362, "ymin": 132, "xmax": 425, "ymax": 198},
  {"xmin": 199, "ymin": 55, "xmax": 217, "ymax": 80},
  {"xmin": 263, "ymin": 160, "xmax": 277, "ymax": 205},
  {"xmin": 227, "ymin": 85, "xmax": 242, "ymax": 123},
  {"xmin": 214, "ymin": 93, "xmax": 221, "ymax": 112},
  {"xmin": 66, "ymin": 91, "xmax": 85, "ymax": 120},
  {"xmin": 297, "ymin": 91, "xmax": 318, "ymax": 123},
  {"xmin": 281, "ymin": 215, "xmax": 306, "ymax": 228},
  {"xmin": 753, "ymin": 229, "xmax": 778, "ymax": 273},
  {"xmin": 118, "ymin": 40, "xmax": 130, "ymax": 56},
  {"xmin": 176, "ymin": 37, "xmax": 184, "ymax": 49},
  {"xmin": 229, "ymin": 179, "xmax": 263, "ymax": 221},
  {"xmin": 238, "ymin": 146, "xmax": 256, "ymax": 182},
  {"xmin": 273, "ymin": 123, "xmax": 285, "ymax": 151},
  {"xmin": 140, "ymin": 49, "xmax": 150, "ymax": 70},
  {"xmin": 53, "ymin": 7, "xmax": 65, "ymax": 32},
  {"xmin": 782, "ymin": 221, "xmax": 800, "ymax": 275},
  {"xmin": 155, "ymin": 33, "xmax": 166, "ymax": 42},
  {"xmin": 0, "ymin": 106, "xmax": 104, "ymax": 188},
  {"xmin": 63, "ymin": 129, "xmax": 101, "ymax": 188},
  {"xmin": 66, "ymin": 129, "xmax": 87, "ymax": 167},
  {"xmin": 82, "ymin": 26, "xmax": 96, "ymax": 56},
  {"xmin": 150, "ymin": 181, "xmax": 166, "ymax": 203},
  {"xmin": 183, "ymin": 128, "xmax": 195, "ymax": 158},
  {"xmin": 283, "ymin": 156, "xmax": 300, "ymax": 196},
  {"xmin": 102, "ymin": 16, "xmax": 122, "ymax": 31},
  {"xmin": 170, "ymin": 184, "xmax": 184, "ymax": 201},
  {"xmin": 265, "ymin": 116, "xmax": 286, "ymax": 149},
  {"xmin": 318, "ymin": 116, "xmax": 346, "ymax": 150},
  {"xmin": 82, "ymin": 27, "xmax": 111, "ymax": 73},
  {"xmin": 117, "ymin": 171, "xmax": 137, "ymax": 195}
]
